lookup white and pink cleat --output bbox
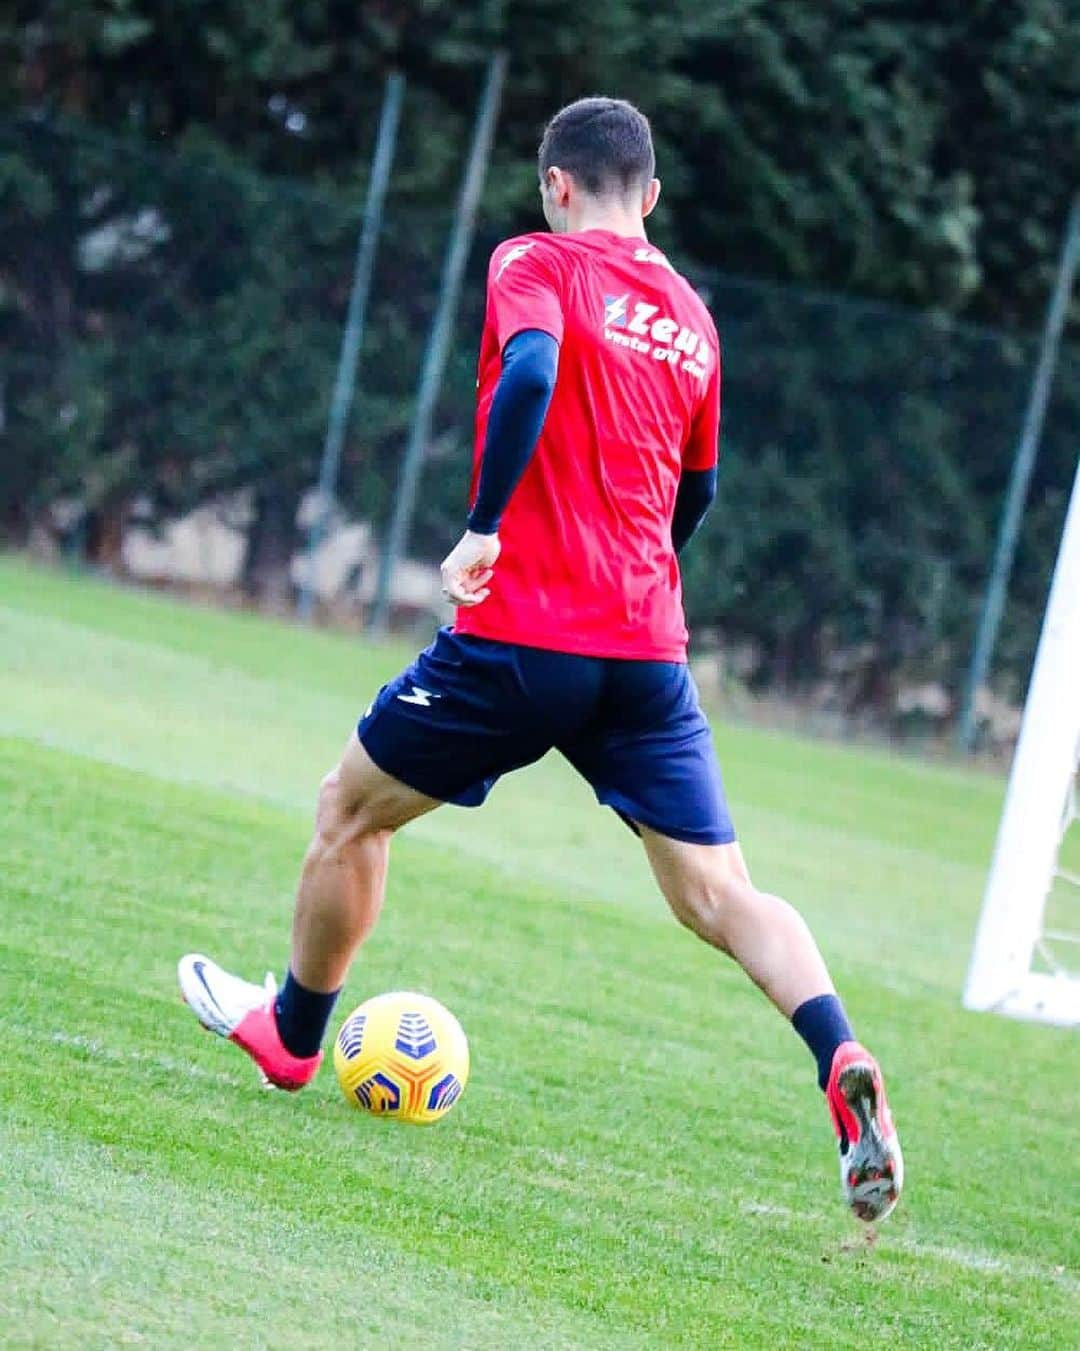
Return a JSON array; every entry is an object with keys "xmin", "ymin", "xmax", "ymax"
[
  {"xmin": 826, "ymin": 1041, "xmax": 904, "ymax": 1222},
  {"xmin": 178, "ymin": 954, "xmax": 322, "ymax": 1092}
]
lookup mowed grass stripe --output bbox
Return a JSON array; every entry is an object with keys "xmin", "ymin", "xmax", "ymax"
[
  {"xmin": 2, "ymin": 560, "xmax": 1078, "ymax": 1346},
  {"xmin": 15, "ymin": 1022, "xmax": 1076, "ymax": 1294},
  {"xmin": 1, "ymin": 733, "xmax": 1076, "ymax": 1347},
  {"xmin": 1, "ymin": 1122, "xmax": 641, "ymax": 1351}
]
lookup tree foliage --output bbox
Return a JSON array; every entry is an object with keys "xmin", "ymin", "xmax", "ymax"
[
  {"xmin": 1, "ymin": 1, "xmax": 1078, "ymax": 705},
  {"xmin": 6, "ymin": 1, "xmax": 1076, "ymax": 321}
]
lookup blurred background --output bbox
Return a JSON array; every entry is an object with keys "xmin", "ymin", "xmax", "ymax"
[{"xmin": 2, "ymin": 2, "xmax": 1078, "ymax": 749}]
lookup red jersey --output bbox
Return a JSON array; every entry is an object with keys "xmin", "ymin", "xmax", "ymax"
[{"xmin": 455, "ymin": 229, "xmax": 721, "ymax": 662}]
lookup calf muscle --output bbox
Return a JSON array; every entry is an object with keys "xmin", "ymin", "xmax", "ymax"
[
  {"xmin": 639, "ymin": 827, "xmax": 835, "ymax": 1019},
  {"xmin": 288, "ymin": 735, "xmax": 440, "ymax": 992}
]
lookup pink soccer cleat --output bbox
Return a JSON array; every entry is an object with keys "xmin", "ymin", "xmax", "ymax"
[
  {"xmin": 178, "ymin": 953, "xmax": 322, "ymax": 1091},
  {"xmin": 826, "ymin": 1041, "xmax": 904, "ymax": 1222}
]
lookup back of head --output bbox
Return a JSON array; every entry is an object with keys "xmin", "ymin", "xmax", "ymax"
[{"xmin": 538, "ymin": 97, "xmax": 655, "ymax": 200}]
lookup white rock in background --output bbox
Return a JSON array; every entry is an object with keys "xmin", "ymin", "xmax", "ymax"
[
  {"xmin": 895, "ymin": 682, "xmax": 952, "ymax": 720},
  {"xmin": 115, "ymin": 487, "xmax": 444, "ymax": 615},
  {"xmin": 122, "ymin": 498, "xmax": 248, "ymax": 586},
  {"xmin": 290, "ymin": 520, "xmax": 373, "ymax": 600},
  {"xmin": 974, "ymin": 686, "xmax": 1023, "ymax": 745}
]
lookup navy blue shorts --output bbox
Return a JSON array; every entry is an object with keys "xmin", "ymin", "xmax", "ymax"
[{"xmin": 357, "ymin": 628, "xmax": 735, "ymax": 846}]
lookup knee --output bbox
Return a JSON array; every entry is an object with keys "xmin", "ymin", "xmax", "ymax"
[
  {"xmin": 316, "ymin": 766, "xmax": 344, "ymax": 823},
  {"xmin": 314, "ymin": 767, "xmax": 346, "ymax": 838},
  {"xmin": 669, "ymin": 870, "xmax": 754, "ymax": 949},
  {"xmin": 313, "ymin": 765, "xmax": 389, "ymax": 854}
]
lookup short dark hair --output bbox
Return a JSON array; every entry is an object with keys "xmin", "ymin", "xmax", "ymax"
[{"xmin": 538, "ymin": 97, "xmax": 655, "ymax": 197}]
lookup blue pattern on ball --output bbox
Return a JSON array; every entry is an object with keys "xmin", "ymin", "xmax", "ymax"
[
  {"xmin": 427, "ymin": 1072, "xmax": 462, "ymax": 1112},
  {"xmin": 337, "ymin": 1013, "xmax": 366, "ymax": 1060},
  {"xmin": 354, "ymin": 1071, "xmax": 401, "ymax": 1112},
  {"xmin": 395, "ymin": 1011, "xmax": 437, "ymax": 1060}
]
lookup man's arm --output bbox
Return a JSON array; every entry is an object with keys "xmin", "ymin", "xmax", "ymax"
[
  {"xmin": 467, "ymin": 329, "xmax": 560, "ymax": 534},
  {"xmin": 673, "ymin": 349, "xmax": 720, "ymax": 554},
  {"xmin": 441, "ymin": 328, "xmax": 559, "ymax": 606},
  {"xmin": 671, "ymin": 466, "xmax": 717, "ymax": 554}
]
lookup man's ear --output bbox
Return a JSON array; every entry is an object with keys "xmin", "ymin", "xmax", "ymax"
[
  {"xmin": 546, "ymin": 165, "xmax": 573, "ymax": 207},
  {"xmin": 642, "ymin": 177, "xmax": 661, "ymax": 219}
]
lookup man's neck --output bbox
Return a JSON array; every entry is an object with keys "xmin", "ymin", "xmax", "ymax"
[{"xmin": 565, "ymin": 201, "xmax": 647, "ymax": 239}]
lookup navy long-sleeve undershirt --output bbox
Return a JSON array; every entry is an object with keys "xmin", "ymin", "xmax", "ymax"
[
  {"xmin": 671, "ymin": 466, "xmax": 718, "ymax": 554},
  {"xmin": 466, "ymin": 329, "xmax": 560, "ymax": 535}
]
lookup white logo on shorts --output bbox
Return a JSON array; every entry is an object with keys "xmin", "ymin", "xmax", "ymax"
[{"xmin": 397, "ymin": 685, "xmax": 441, "ymax": 708}]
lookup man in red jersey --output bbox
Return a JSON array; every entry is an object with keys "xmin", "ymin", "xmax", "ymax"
[{"xmin": 180, "ymin": 98, "xmax": 902, "ymax": 1223}]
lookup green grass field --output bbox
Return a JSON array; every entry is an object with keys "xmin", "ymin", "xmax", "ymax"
[{"xmin": 1, "ymin": 557, "xmax": 1076, "ymax": 1348}]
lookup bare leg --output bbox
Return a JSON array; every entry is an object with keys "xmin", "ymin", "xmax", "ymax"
[
  {"xmin": 640, "ymin": 824, "xmax": 904, "ymax": 1222},
  {"xmin": 290, "ymin": 733, "xmax": 441, "ymax": 992},
  {"xmin": 177, "ymin": 734, "xmax": 444, "ymax": 1086},
  {"xmin": 639, "ymin": 826, "xmax": 834, "ymax": 1017}
]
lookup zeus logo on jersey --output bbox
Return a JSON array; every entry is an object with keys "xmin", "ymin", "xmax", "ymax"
[{"xmin": 602, "ymin": 293, "xmax": 712, "ymax": 380}]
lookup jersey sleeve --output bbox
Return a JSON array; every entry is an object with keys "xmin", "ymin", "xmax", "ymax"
[
  {"xmin": 486, "ymin": 238, "xmax": 564, "ymax": 351},
  {"xmin": 682, "ymin": 351, "xmax": 721, "ymax": 471}
]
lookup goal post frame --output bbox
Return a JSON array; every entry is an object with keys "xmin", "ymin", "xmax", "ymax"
[{"xmin": 963, "ymin": 458, "xmax": 1080, "ymax": 1027}]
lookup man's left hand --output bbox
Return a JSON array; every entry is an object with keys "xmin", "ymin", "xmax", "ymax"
[{"xmin": 440, "ymin": 530, "xmax": 501, "ymax": 606}]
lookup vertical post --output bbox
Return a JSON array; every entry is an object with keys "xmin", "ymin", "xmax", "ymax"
[
  {"xmin": 963, "ymin": 458, "xmax": 1080, "ymax": 1026},
  {"xmin": 368, "ymin": 51, "xmax": 508, "ymax": 636},
  {"xmin": 298, "ymin": 72, "xmax": 405, "ymax": 622},
  {"xmin": 957, "ymin": 192, "xmax": 1080, "ymax": 748}
]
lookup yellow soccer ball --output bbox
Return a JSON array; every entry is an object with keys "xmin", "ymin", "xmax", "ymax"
[{"xmin": 333, "ymin": 991, "xmax": 469, "ymax": 1124}]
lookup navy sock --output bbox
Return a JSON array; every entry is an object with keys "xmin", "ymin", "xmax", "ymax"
[
  {"xmin": 791, "ymin": 994, "xmax": 855, "ymax": 1090},
  {"xmin": 274, "ymin": 970, "xmax": 341, "ymax": 1059}
]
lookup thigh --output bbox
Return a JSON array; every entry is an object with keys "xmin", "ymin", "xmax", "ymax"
[
  {"xmin": 561, "ymin": 661, "xmax": 737, "ymax": 846},
  {"xmin": 357, "ymin": 627, "xmax": 554, "ymax": 807},
  {"xmin": 330, "ymin": 732, "xmax": 443, "ymax": 835},
  {"xmin": 638, "ymin": 825, "xmax": 751, "ymax": 912}
]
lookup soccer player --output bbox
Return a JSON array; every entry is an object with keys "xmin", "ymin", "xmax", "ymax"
[{"xmin": 180, "ymin": 97, "xmax": 902, "ymax": 1222}]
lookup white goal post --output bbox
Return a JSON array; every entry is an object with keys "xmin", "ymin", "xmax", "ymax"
[{"xmin": 963, "ymin": 459, "xmax": 1080, "ymax": 1027}]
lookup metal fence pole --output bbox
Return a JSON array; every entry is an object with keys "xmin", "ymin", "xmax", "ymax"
[
  {"xmin": 957, "ymin": 191, "xmax": 1080, "ymax": 750},
  {"xmin": 368, "ymin": 51, "xmax": 508, "ymax": 636},
  {"xmin": 298, "ymin": 71, "xmax": 405, "ymax": 622}
]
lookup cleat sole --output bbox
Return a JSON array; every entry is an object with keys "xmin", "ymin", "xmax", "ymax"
[{"xmin": 837, "ymin": 1060, "xmax": 902, "ymax": 1224}]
